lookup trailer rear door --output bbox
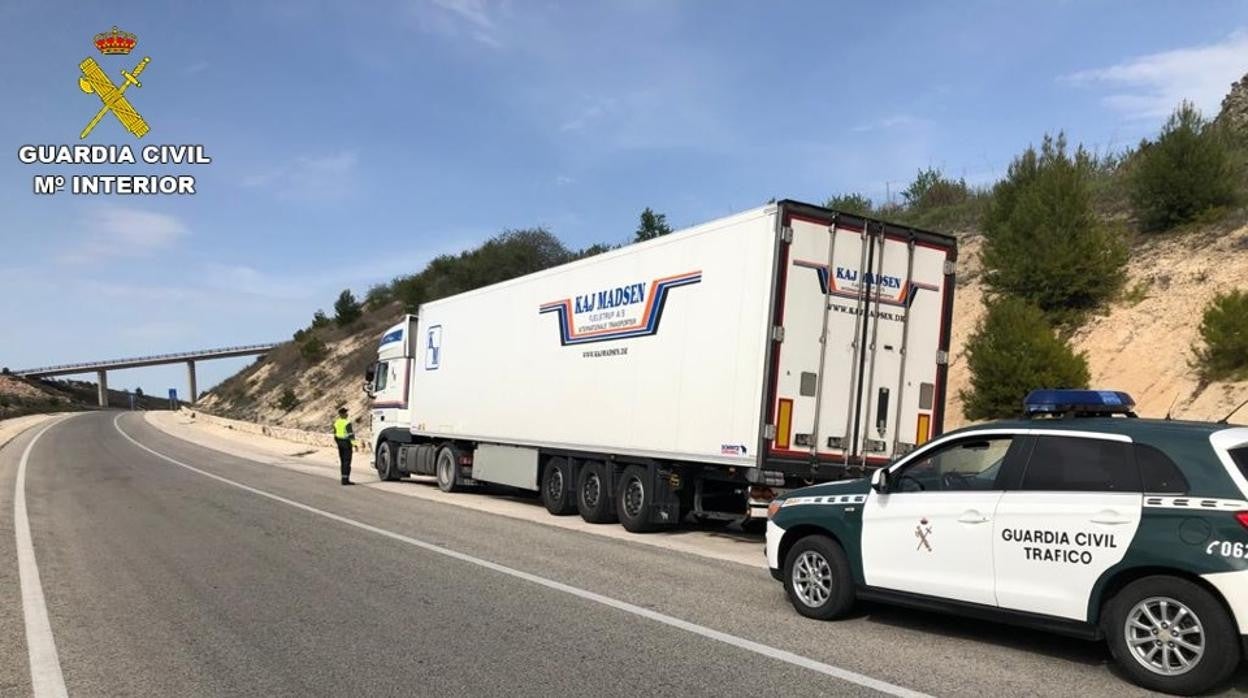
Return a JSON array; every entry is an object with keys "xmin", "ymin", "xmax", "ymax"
[{"xmin": 765, "ymin": 205, "xmax": 955, "ymax": 468}]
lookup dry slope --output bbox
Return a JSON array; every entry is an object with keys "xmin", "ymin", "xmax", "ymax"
[{"xmin": 945, "ymin": 224, "xmax": 1248, "ymax": 428}]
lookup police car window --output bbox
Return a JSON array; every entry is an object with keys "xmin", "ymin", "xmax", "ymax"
[
  {"xmin": 1136, "ymin": 443, "xmax": 1188, "ymax": 493},
  {"xmin": 893, "ymin": 437, "xmax": 1012, "ymax": 492},
  {"xmin": 1229, "ymin": 447, "xmax": 1248, "ymax": 480},
  {"xmin": 1020, "ymin": 436, "xmax": 1140, "ymax": 492},
  {"xmin": 374, "ymin": 362, "xmax": 388, "ymax": 391}
]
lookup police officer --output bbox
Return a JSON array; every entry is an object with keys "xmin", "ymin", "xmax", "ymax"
[{"xmin": 333, "ymin": 407, "xmax": 356, "ymax": 485}]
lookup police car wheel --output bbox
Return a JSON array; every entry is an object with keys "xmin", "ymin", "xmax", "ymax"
[
  {"xmin": 435, "ymin": 445, "xmax": 465, "ymax": 493},
  {"xmin": 1105, "ymin": 576, "xmax": 1240, "ymax": 695},
  {"xmin": 783, "ymin": 535, "xmax": 855, "ymax": 620},
  {"xmin": 376, "ymin": 441, "xmax": 399, "ymax": 481},
  {"xmin": 541, "ymin": 457, "xmax": 577, "ymax": 516},
  {"xmin": 576, "ymin": 461, "xmax": 617, "ymax": 524}
]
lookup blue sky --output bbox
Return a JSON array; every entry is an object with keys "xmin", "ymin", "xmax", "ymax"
[{"xmin": 2, "ymin": 1, "xmax": 1247, "ymax": 396}]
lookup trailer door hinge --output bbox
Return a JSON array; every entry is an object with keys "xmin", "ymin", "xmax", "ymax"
[
  {"xmin": 935, "ymin": 350, "xmax": 949, "ymax": 365},
  {"xmin": 763, "ymin": 424, "xmax": 777, "ymax": 440},
  {"xmin": 943, "ymin": 260, "xmax": 957, "ymax": 275},
  {"xmin": 771, "ymin": 325, "xmax": 785, "ymax": 342},
  {"xmin": 779, "ymin": 226, "xmax": 793, "ymax": 243}
]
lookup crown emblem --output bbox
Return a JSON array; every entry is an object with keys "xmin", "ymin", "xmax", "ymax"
[{"xmin": 94, "ymin": 26, "xmax": 137, "ymax": 56}]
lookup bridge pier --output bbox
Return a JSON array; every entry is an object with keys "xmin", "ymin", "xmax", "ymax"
[
  {"xmin": 186, "ymin": 360, "xmax": 198, "ymax": 404},
  {"xmin": 97, "ymin": 370, "xmax": 108, "ymax": 407}
]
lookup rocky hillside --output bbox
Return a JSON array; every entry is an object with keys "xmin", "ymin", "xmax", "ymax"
[
  {"xmin": 945, "ymin": 224, "xmax": 1248, "ymax": 428},
  {"xmin": 199, "ymin": 308, "xmax": 396, "ymax": 432}
]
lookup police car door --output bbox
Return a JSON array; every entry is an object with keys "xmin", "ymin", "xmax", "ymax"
[
  {"xmin": 992, "ymin": 433, "xmax": 1142, "ymax": 621},
  {"xmin": 861, "ymin": 432, "xmax": 1023, "ymax": 605}
]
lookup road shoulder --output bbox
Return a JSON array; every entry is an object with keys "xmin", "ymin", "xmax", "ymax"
[{"xmin": 143, "ymin": 410, "xmax": 767, "ymax": 569}]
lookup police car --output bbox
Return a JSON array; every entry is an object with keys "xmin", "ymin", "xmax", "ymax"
[{"xmin": 765, "ymin": 390, "xmax": 1248, "ymax": 695}]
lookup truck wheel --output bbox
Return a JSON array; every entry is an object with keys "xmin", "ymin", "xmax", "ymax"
[
  {"xmin": 376, "ymin": 440, "xmax": 400, "ymax": 481},
  {"xmin": 541, "ymin": 457, "xmax": 577, "ymax": 515},
  {"xmin": 436, "ymin": 445, "xmax": 466, "ymax": 493},
  {"xmin": 617, "ymin": 465, "xmax": 656, "ymax": 533},
  {"xmin": 576, "ymin": 461, "xmax": 616, "ymax": 524},
  {"xmin": 1104, "ymin": 575, "xmax": 1240, "ymax": 695},
  {"xmin": 783, "ymin": 535, "xmax": 855, "ymax": 621}
]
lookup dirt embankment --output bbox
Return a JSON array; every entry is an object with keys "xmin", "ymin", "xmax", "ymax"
[{"xmin": 945, "ymin": 224, "xmax": 1248, "ymax": 428}]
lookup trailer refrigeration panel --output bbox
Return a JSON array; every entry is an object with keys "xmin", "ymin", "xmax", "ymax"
[{"xmin": 367, "ymin": 200, "xmax": 957, "ymax": 529}]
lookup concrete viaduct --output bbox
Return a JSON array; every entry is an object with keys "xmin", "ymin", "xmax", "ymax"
[{"xmin": 12, "ymin": 343, "xmax": 278, "ymax": 407}]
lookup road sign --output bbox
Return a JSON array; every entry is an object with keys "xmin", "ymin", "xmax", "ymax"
[{"xmin": 168, "ymin": 388, "xmax": 178, "ymax": 409}]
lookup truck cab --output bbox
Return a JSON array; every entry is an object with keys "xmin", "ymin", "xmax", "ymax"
[{"xmin": 366, "ymin": 315, "xmax": 418, "ymax": 469}]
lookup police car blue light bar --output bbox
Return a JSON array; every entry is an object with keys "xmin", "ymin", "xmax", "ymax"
[{"xmin": 1023, "ymin": 389, "xmax": 1137, "ymax": 417}]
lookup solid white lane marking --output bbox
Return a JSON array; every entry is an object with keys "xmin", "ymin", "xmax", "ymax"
[
  {"xmin": 13, "ymin": 418, "xmax": 70, "ymax": 698},
  {"xmin": 114, "ymin": 414, "xmax": 929, "ymax": 698}
]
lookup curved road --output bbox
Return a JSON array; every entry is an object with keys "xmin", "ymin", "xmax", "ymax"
[{"xmin": 2, "ymin": 412, "xmax": 1245, "ymax": 696}]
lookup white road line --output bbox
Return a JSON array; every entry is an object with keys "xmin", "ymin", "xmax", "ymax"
[
  {"xmin": 113, "ymin": 414, "xmax": 931, "ymax": 698},
  {"xmin": 14, "ymin": 417, "xmax": 70, "ymax": 698}
]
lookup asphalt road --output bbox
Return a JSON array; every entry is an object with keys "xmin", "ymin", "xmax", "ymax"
[{"xmin": 2, "ymin": 412, "xmax": 1246, "ymax": 696}]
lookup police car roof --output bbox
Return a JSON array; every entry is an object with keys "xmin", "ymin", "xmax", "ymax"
[{"xmin": 949, "ymin": 416, "xmax": 1229, "ymax": 439}]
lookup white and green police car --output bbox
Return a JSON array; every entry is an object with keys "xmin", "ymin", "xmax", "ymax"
[{"xmin": 766, "ymin": 390, "xmax": 1248, "ymax": 694}]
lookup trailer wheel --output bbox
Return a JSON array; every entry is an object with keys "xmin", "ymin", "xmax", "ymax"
[
  {"xmin": 436, "ymin": 444, "xmax": 466, "ymax": 493},
  {"xmin": 576, "ymin": 461, "xmax": 616, "ymax": 524},
  {"xmin": 617, "ymin": 465, "xmax": 657, "ymax": 533},
  {"xmin": 376, "ymin": 440, "xmax": 400, "ymax": 481},
  {"xmin": 541, "ymin": 457, "xmax": 577, "ymax": 515}
]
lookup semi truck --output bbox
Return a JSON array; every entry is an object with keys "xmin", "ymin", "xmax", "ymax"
[{"xmin": 364, "ymin": 200, "xmax": 957, "ymax": 532}]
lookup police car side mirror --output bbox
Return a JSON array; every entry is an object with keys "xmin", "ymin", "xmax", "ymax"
[{"xmin": 871, "ymin": 468, "xmax": 890, "ymax": 494}]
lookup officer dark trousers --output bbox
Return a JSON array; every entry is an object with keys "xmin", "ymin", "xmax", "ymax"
[{"xmin": 336, "ymin": 438, "xmax": 352, "ymax": 480}]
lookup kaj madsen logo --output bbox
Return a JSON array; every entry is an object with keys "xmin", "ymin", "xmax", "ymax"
[
  {"xmin": 794, "ymin": 259, "xmax": 939, "ymax": 309},
  {"xmin": 539, "ymin": 271, "xmax": 701, "ymax": 346},
  {"xmin": 79, "ymin": 27, "xmax": 150, "ymax": 139},
  {"xmin": 15, "ymin": 25, "xmax": 211, "ymax": 196}
]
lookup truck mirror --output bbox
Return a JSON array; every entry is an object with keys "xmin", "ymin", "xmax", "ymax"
[
  {"xmin": 870, "ymin": 468, "xmax": 890, "ymax": 494},
  {"xmin": 364, "ymin": 365, "xmax": 376, "ymax": 383}
]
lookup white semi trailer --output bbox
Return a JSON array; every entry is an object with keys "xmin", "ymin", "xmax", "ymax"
[{"xmin": 365, "ymin": 200, "xmax": 957, "ymax": 531}]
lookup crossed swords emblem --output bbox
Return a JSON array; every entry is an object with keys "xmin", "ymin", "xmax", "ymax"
[
  {"xmin": 78, "ymin": 56, "xmax": 151, "ymax": 139},
  {"xmin": 914, "ymin": 518, "xmax": 933, "ymax": 552}
]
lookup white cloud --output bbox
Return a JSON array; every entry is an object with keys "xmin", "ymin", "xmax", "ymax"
[
  {"xmin": 411, "ymin": 0, "xmax": 506, "ymax": 48},
  {"xmin": 242, "ymin": 150, "xmax": 359, "ymax": 201},
  {"xmin": 851, "ymin": 114, "xmax": 930, "ymax": 133},
  {"xmin": 58, "ymin": 207, "xmax": 189, "ymax": 264},
  {"xmin": 1064, "ymin": 30, "xmax": 1248, "ymax": 120},
  {"xmin": 559, "ymin": 97, "xmax": 615, "ymax": 132}
]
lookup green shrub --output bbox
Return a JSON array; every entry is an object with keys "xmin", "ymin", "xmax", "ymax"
[
  {"xmin": 981, "ymin": 133, "xmax": 1128, "ymax": 324},
  {"xmin": 299, "ymin": 335, "xmax": 327, "ymax": 363},
  {"xmin": 824, "ymin": 193, "xmax": 873, "ymax": 217},
  {"xmin": 1129, "ymin": 102, "xmax": 1237, "ymax": 232},
  {"xmin": 311, "ymin": 310, "xmax": 330, "ymax": 329},
  {"xmin": 364, "ymin": 284, "xmax": 393, "ymax": 311},
  {"xmin": 334, "ymin": 289, "xmax": 363, "ymax": 327},
  {"xmin": 902, "ymin": 168, "xmax": 969, "ymax": 212},
  {"xmin": 960, "ymin": 296, "xmax": 1091, "ymax": 421},
  {"xmin": 634, "ymin": 207, "xmax": 672, "ymax": 242},
  {"xmin": 277, "ymin": 389, "xmax": 298, "ymax": 412},
  {"xmin": 1193, "ymin": 290, "xmax": 1248, "ymax": 380}
]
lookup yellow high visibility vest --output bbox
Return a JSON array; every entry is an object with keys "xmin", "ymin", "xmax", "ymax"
[{"xmin": 334, "ymin": 417, "xmax": 350, "ymax": 439}]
